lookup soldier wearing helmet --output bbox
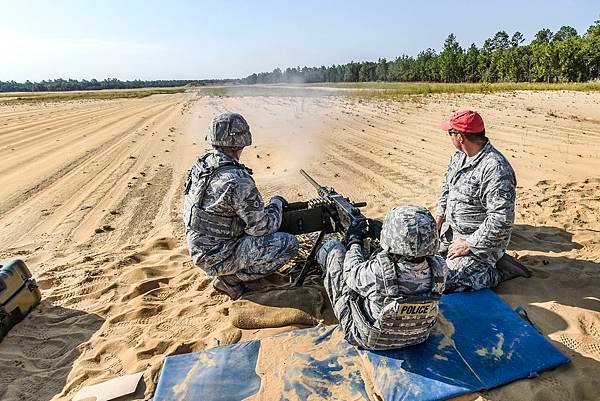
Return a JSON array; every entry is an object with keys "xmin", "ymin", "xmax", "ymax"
[
  {"xmin": 316, "ymin": 205, "xmax": 447, "ymax": 350},
  {"xmin": 183, "ymin": 112, "xmax": 298, "ymax": 300},
  {"xmin": 437, "ymin": 109, "xmax": 517, "ymax": 292}
]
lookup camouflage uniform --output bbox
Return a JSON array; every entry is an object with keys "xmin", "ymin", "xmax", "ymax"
[
  {"xmin": 317, "ymin": 206, "xmax": 447, "ymax": 350},
  {"xmin": 183, "ymin": 113, "xmax": 298, "ymax": 283},
  {"xmin": 437, "ymin": 140, "xmax": 516, "ymax": 292}
]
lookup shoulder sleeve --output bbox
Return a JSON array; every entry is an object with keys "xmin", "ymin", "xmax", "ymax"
[
  {"xmin": 231, "ymin": 170, "xmax": 283, "ymax": 236},
  {"xmin": 465, "ymin": 160, "xmax": 516, "ymax": 257},
  {"xmin": 342, "ymin": 244, "xmax": 379, "ymax": 298},
  {"xmin": 436, "ymin": 152, "xmax": 461, "ymax": 217},
  {"xmin": 436, "ymin": 155, "xmax": 452, "ymax": 217}
]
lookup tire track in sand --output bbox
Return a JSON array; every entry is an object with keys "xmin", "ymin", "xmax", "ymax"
[{"xmin": 0, "ymin": 100, "xmax": 179, "ymax": 247}]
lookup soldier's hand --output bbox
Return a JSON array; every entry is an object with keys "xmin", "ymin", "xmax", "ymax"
[
  {"xmin": 447, "ymin": 239, "xmax": 470, "ymax": 259},
  {"xmin": 270, "ymin": 195, "xmax": 288, "ymax": 208},
  {"xmin": 435, "ymin": 215, "xmax": 445, "ymax": 233},
  {"xmin": 345, "ymin": 219, "xmax": 367, "ymax": 247}
]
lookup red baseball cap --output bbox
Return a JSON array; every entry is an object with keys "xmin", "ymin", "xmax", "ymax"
[{"xmin": 441, "ymin": 109, "xmax": 485, "ymax": 133}]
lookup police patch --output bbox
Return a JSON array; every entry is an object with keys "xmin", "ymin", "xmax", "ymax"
[{"xmin": 396, "ymin": 302, "xmax": 435, "ymax": 318}]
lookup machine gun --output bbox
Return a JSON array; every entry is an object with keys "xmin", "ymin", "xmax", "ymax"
[
  {"xmin": 280, "ymin": 170, "xmax": 531, "ymax": 288},
  {"xmin": 279, "ymin": 170, "xmax": 381, "ymax": 286}
]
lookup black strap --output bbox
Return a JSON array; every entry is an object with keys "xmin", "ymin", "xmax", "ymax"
[
  {"xmin": 192, "ymin": 155, "xmax": 250, "ymax": 206},
  {"xmin": 377, "ymin": 253, "xmax": 399, "ymax": 297},
  {"xmin": 426, "ymin": 256, "xmax": 446, "ymax": 296}
]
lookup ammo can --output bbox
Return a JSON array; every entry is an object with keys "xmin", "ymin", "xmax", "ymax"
[{"xmin": 0, "ymin": 259, "xmax": 42, "ymax": 341}]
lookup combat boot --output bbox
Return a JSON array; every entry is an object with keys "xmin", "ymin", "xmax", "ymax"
[
  {"xmin": 496, "ymin": 253, "xmax": 532, "ymax": 282},
  {"xmin": 213, "ymin": 275, "xmax": 246, "ymax": 300}
]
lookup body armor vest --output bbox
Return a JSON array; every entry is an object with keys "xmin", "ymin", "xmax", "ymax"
[
  {"xmin": 183, "ymin": 154, "xmax": 249, "ymax": 240},
  {"xmin": 349, "ymin": 254, "xmax": 445, "ymax": 350}
]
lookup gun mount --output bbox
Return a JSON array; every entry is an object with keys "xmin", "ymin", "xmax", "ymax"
[{"xmin": 280, "ymin": 170, "xmax": 379, "ymax": 286}]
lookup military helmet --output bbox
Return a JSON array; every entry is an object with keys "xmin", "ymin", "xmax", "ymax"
[
  {"xmin": 380, "ymin": 205, "xmax": 439, "ymax": 257},
  {"xmin": 206, "ymin": 112, "xmax": 252, "ymax": 147}
]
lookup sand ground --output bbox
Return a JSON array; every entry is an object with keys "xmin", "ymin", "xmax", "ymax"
[{"xmin": 0, "ymin": 88, "xmax": 598, "ymax": 400}]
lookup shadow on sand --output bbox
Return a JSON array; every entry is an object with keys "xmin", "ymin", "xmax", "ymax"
[
  {"xmin": 0, "ymin": 301, "xmax": 104, "ymax": 401},
  {"xmin": 509, "ymin": 224, "xmax": 583, "ymax": 253}
]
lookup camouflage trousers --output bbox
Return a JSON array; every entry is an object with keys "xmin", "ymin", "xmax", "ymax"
[
  {"xmin": 319, "ymin": 240, "xmax": 363, "ymax": 347},
  {"xmin": 190, "ymin": 232, "xmax": 298, "ymax": 281},
  {"xmin": 439, "ymin": 225, "xmax": 501, "ymax": 292},
  {"xmin": 215, "ymin": 232, "xmax": 298, "ymax": 282}
]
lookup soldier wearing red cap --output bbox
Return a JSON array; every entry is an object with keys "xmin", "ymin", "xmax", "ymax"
[{"xmin": 436, "ymin": 109, "xmax": 516, "ymax": 292}]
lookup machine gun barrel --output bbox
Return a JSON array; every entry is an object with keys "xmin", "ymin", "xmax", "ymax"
[
  {"xmin": 299, "ymin": 169, "xmax": 319, "ymax": 189},
  {"xmin": 299, "ymin": 169, "xmax": 329, "ymax": 198}
]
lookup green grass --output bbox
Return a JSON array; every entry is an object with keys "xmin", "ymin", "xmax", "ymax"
[
  {"xmin": 309, "ymin": 81, "xmax": 600, "ymax": 98},
  {"xmin": 5, "ymin": 82, "xmax": 597, "ymax": 104},
  {"xmin": 190, "ymin": 81, "xmax": 600, "ymax": 99},
  {"xmin": 0, "ymin": 87, "xmax": 186, "ymax": 104}
]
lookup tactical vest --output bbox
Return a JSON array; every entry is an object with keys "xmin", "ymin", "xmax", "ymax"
[
  {"xmin": 349, "ymin": 254, "xmax": 445, "ymax": 350},
  {"xmin": 183, "ymin": 154, "xmax": 249, "ymax": 240}
]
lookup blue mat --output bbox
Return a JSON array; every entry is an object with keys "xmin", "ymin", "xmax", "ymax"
[{"xmin": 154, "ymin": 290, "xmax": 569, "ymax": 401}]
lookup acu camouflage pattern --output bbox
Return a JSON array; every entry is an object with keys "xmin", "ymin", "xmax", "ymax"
[
  {"xmin": 206, "ymin": 112, "xmax": 252, "ymax": 148},
  {"xmin": 380, "ymin": 205, "xmax": 439, "ymax": 257},
  {"xmin": 183, "ymin": 150, "xmax": 297, "ymax": 282},
  {"xmin": 437, "ymin": 140, "xmax": 516, "ymax": 291},
  {"xmin": 319, "ymin": 235, "xmax": 447, "ymax": 350}
]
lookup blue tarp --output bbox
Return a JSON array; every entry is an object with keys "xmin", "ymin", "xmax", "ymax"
[{"xmin": 154, "ymin": 290, "xmax": 569, "ymax": 401}]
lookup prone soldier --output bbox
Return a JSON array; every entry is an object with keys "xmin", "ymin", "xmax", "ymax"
[{"xmin": 183, "ymin": 112, "xmax": 298, "ymax": 300}]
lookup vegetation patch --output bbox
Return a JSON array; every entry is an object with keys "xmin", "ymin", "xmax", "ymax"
[
  {"xmin": 242, "ymin": 19, "xmax": 600, "ymax": 86},
  {"xmin": 191, "ymin": 81, "xmax": 600, "ymax": 99},
  {"xmin": 0, "ymin": 87, "xmax": 185, "ymax": 105}
]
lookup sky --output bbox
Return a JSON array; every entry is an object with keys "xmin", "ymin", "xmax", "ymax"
[{"xmin": 1, "ymin": 0, "xmax": 598, "ymax": 82}]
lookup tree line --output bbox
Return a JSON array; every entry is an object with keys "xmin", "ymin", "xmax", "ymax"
[
  {"xmin": 2, "ymin": 18, "xmax": 599, "ymax": 92},
  {"xmin": 0, "ymin": 78, "xmax": 234, "ymax": 93},
  {"xmin": 243, "ymin": 19, "xmax": 600, "ymax": 84}
]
